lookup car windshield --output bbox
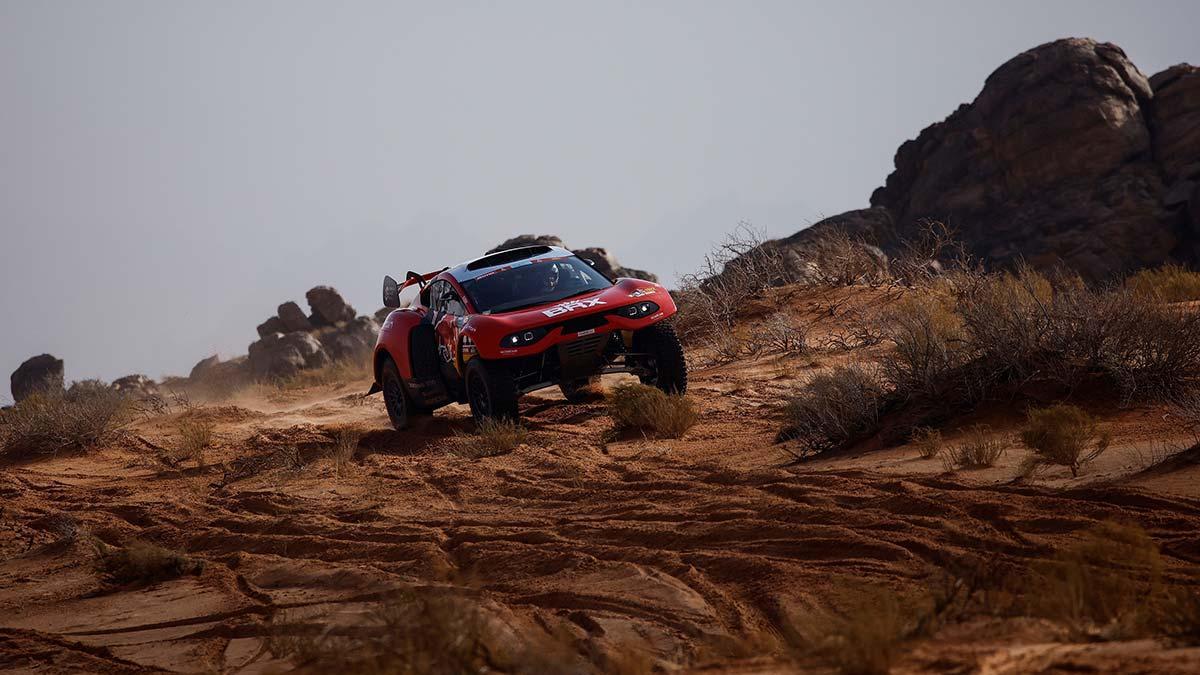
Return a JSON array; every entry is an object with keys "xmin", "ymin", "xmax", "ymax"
[{"xmin": 461, "ymin": 256, "xmax": 611, "ymax": 314}]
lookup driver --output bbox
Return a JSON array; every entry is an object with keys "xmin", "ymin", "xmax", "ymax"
[{"xmin": 541, "ymin": 262, "xmax": 562, "ymax": 293}]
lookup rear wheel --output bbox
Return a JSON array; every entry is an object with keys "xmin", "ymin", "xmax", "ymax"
[
  {"xmin": 465, "ymin": 359, "xmax": 520, "ymax": 423},
  {"xmin": 560, "ymin": 376, "xmax": 601, "ymax": 403},
  {"xmin": 634, "ymin": 322, "xmax": 688, "ymax": 394},
  {"xmin": 381, "ymin": 357, "xmax": 414, "ymax": 430}
]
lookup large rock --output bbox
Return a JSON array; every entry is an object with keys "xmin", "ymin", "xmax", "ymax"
[
  {"xmin": 487, "ymin": 235, "xmax": 658, "ymax": 282},
  {"xmin": 10, "ymin": 354, "xmax": 64, "ymax": 403},
  {"xmin": 316, "ymin": 316, "xmax": 380, "ymax": 361},
  {"xmin": 277, "ymin": 301, "xmax": 312, "ymax": 332},
  {"xmin": 247, "ymin": 332, "xmax": 330, "ymax": 380},
  {"xmin": 782, "ymin": 39, "xmax": 1196, "ymax": 281},
  {"xmin": 1149, "ymin": 64, "xmax": 1200, "ymax": 252},
  {"xmin": 189, "ymin": 355, "xmax": 221, "ymax": 381},
  {"xmin": 305, "ymin": 286, "xmax": 356, "ymax": 327},
  {"xmin": 111, "ymin": 374, "xmax": 159, "ymax": 399},
  {"xmin": 256, "ymin": 316, "xmax": 287, "ymax": 338}
]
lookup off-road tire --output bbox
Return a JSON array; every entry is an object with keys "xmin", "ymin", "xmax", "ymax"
[
  {"xmin": 381, "ymin": 357, "xmax": 415, "ymax": 430},
  {"xmin": 465, "ymin": 359, "xmax": 520, "ymax": 423},
  {"xmin": 634, "ymin": 322, "xmax": 688, "ymax": 394},
  {"xmin": 560, "ymin": 376, "xmax": 601, "ymax": 403}
]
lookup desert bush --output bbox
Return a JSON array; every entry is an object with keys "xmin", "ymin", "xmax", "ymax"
[
  {"xmin": 1018, "ymin": 404, "xmax": 1110, "ymax": 478},
  {"xmin": 880, "ymin": 291, "xmax": 969, "ymax": 400},
  {"xmin": 93, "ymin": 539, "xmax": 204, "ymax": 585},
  {"xmin": 0, "ymin": 388, "xmax": 129, "ymax": 459},
  {"xmin": 1158, "ymin": 587, "xmax": 1200, "ymax": 645},
  {"xmin": 174, "ymin": 416, "xmax": 215, "ymax": 467},
  {"xmin": 1128, "ymin": 264, "xmax": 1200, "ymax": 302},
  {"xmin": 761, "ymin": 311, "xmax": 809, "ymax": 355},
  {"xmin": 779, "ymin": 365, "xmax": 884, "ymax": 458},
  {"xmin": 802, "ymin": 228, "xmax": 890, "ymax": 287},
  {"xmin": 607, "ymin": 382, "xmax": 697, "ymax": 439},
  {"xmin": 330, "ymin": 427, "xmax": 360, "ymax": 475},
  {"xmin": 941, "ymin": 425, "xmax": 1005, "ymax": 470},
  {"xmin": 449, "ymin": 419, "xmax": 529, "ymax": 458},
  {"xmin": 789, "ymin": 584, "xmax": 910, "ymax": 675},
  {"xmin": 1029, "ymin": 521, "xmax": 1162, "ymax": 639},
  {"xmin": 911, "ymin": 427, "xmax": 943, "ymax": 459}
]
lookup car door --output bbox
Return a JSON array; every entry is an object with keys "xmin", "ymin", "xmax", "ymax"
[{"xmin": 432, "ymin": 282, "xmax": 468, "ymax": 394}]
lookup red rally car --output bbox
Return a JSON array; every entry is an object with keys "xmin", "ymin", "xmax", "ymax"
[{"xmin": 370, "ymin": 245, "xmax": 687, "ymax": 429}]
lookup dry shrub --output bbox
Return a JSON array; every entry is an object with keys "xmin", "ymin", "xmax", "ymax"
[
  {"xmin": 330, "ymin": 427, "xmax": 360, "ymax": 475},
  {"xmin": 779, "ymin": 365, "xmax": 883, "ymax": 458},
  {"xmin": 1029, "ymin": 521, "xmax": 1162, "ymax": 639},
  {"xmin": 802, "ymin": 228, "xmax": 890, "ymax": 287},
  {"xmin": 449, "ymin": 419, "xmax": 529, "ymax": 458},
  {"xmin": 0, "ymin": 388, "xmax": 129, "ymax": 459},
  {"xmin": 789, "ymin": 584, "xmax": 910, "ymax": 675},
  {"xmin": 607, "ymin": 382, "xmax": 697, "ymax": 439},
  {"xmin": 174, "ymin": 417, "xmax": 215, "ymax": 467},
  {"xmin": 941, "ymin": 425, "xmax": 1005, "ymax": 470},
  {"xmin": 1128, "ymin": 264, "xmax": 1200, "ymax": 302},
  {"xmin": 269, "ymin": 590, "xmax": 583, "ymax": 674},
  {"xmin": 911, "ymin": 427, "xmax": 943, "ymax": 459},
  {"xmin": 761, "ymin": 311, "xmax": 809, "ymax": 355},
  {"xmin": 1158, "ymin": 587, "xmax": 1200, "ymax": 645},
  {"xmin": 1018, "ymin": 404, "xmax": 1110, "ymax": 478},
  {"xmin": 880, "ymin": 290, "xmax": 969, "ymax": 400},
  {"xmin": 675, "ymin": 223, "xmax": 798, "ymax": 345},
  {"xmin": 93, "ymin": 539, "xmax": 204, "ymax": 585}
]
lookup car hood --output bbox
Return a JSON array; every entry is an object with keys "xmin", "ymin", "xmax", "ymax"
[{"xmin": 476, "ymin": 278, "xmax": 667, "ymax": 328}]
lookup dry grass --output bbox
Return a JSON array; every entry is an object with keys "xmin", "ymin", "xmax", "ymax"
[
  {"xmin": 779, "ymin": 365, "xmax": 883, "ymax": 458},
  {"xmin": 941, "ymin": 425, "xmax": 1006, "ymax": 470},
  {"xmin": 448, "ymin": 419, "xmax": 529, "ymax": 458},
  {"xmin": 1018, "ymin": 404, "xmax": 1111, "ymax": 478},
  {"xmin": 1128, "ymin": 264, "xmax": 1200, "ymax": 302},
  {"xmin": 174, "ymin": 417, "xmax": 215, "ymax": 467},
  {"xmin": 1028, "ymin": 521, "xmax": 1162, "ymax": 640},
  {"xmin": 607, "ymin": 382, "xmax": 698, "ymax": 439},
  {"xmin": 788, "ymin": 584, "xmax": 911, "ymax": 675},
  {"xmin": 93, "ymin": 539, "xmax": 204, "ymax": 585},
  {"xmin": 330, "ymin": 427, "xmax": 360, "ymax": 475},
  {"xmin": 0, "ymin": 388, "xmax": 129, "ymax": 459},
  {"xmin": 277, "ymin": 354, "xmax": 372, "ymax": 390},
  {"xmin": 911, "ymin": 427, "xmax": 943, "ymax": 459}
]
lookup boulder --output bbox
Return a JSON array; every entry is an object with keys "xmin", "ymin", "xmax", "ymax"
[
  {"xmin": 111, "ymin": 374, "xmax": 159, "ymax": 398},
  {"xmin": 305, "ymin": 286, "xmax": 356, "ymax": 327},
  {"xmin": 277, "ymin": 301, "xmax": 312, "ymax": 332},
  {"xmin": 256, "ymin": 316, "xmax": 287, "ymax": 338},
  {"xmin": 247, "ymin": 332, "xmax": 330, "ymax": 380},
  {"xmin": 10, "ymin": 354, "xmax": 64, "ymax": 403},
  {"xmin": 316, "ymin": 316, "xmax": 380, "ymax": 361},
  {"xmin": 189, "ymin": 355, "xmax": 221, "ymax": 381},
  {"xmin": 771, "ymin": 39, "xmax": 1196, "ymax": 281}
]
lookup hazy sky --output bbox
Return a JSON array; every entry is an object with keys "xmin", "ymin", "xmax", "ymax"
[{"xmin": 2, "ymin": 1, "xmax": 1197, "ymax": 390}]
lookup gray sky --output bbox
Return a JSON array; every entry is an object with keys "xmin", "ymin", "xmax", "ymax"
[{"xmin": 2, "ymin": 1, "xmax": 1197, "ymax": 389}]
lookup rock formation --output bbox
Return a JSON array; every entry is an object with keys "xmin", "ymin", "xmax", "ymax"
[
  {"xmin": 781, "ymin": 39, "xmax": 1200, "ymax": 280},
  {"xmin": 487, "ymin": 235, "xmax": 657, "ymax": 282},
  {"xmin": 10, "ymin": 354, "xmax": 65, "ymax": 402}
]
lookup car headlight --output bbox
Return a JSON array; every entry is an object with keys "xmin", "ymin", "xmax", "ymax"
[
  {"xmin": 622, "ymin": 301, "xmax": 659, "ymax": 318},
  {"xmin": 501, "ymin": 327, "xmax": 549, "ymax": 347}
]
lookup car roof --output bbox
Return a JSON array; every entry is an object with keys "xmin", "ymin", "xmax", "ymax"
[{"xmin": 446, "ymin": 245, "xmax": 575, "ymax": 283}]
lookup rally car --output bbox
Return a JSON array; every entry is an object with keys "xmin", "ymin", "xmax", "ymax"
[{"xmin": 369, "ymin": 245, "xmax": 687, "ymax": 428}]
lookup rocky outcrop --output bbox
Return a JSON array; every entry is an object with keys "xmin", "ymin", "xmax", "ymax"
[
  {"xmin": 239, "ymin": 285, "xmax": 379, "ymax": 381},
  {"xmin": 305, "ymin": 286, "xmax": 357, "ymax": 327},
  {"xmin": 487, "ymin": 235, "xmax": 658, "ymax": 282},
  {"xmin": 248, "ymin": 332, "xmax": 330, "ymax": 380},
  {"xmin": 10, "ymin": 354, "xmax": 64, "ymax": 403},
  {"xmin": 782, "ymin": 38, "xmax": 1200, "ymax": 280},
  {"xmin": 110, "ymin": 374, "xmax": 160, "ymax": 399}
]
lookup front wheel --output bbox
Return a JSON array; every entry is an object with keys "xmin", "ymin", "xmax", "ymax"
[
  {"xmin": 465, "ymin": 359, "xmax": 520, "ymax": 423},
  {"xmin": 634, "ymin": 322, "xmax": 688, "ymax": 394},
  {"xmin": 381, "ymin": 357, "xmax": 414, "ymax": 430}
]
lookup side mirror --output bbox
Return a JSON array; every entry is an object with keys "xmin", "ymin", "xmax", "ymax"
[{"xmin": 382, "ymin": 275, "xmax": 401, "ymax": 308}]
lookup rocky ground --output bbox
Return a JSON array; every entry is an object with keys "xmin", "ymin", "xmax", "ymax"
[{"xmin": 3, "ymin": 285, "xmax": 1200, "ymax": 674}]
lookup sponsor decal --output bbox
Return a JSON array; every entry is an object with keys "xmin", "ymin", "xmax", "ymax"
[
  {"xmin": 542, "ymin": 296, "xmax": 606, "ymax": 317},
  {"xmin": 629, "ymin": 287, "xmax": 657, "ymax": 298},
  {"xmin": 576, "ymin": 328, "xmax": 596, "ymax": 337}
]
